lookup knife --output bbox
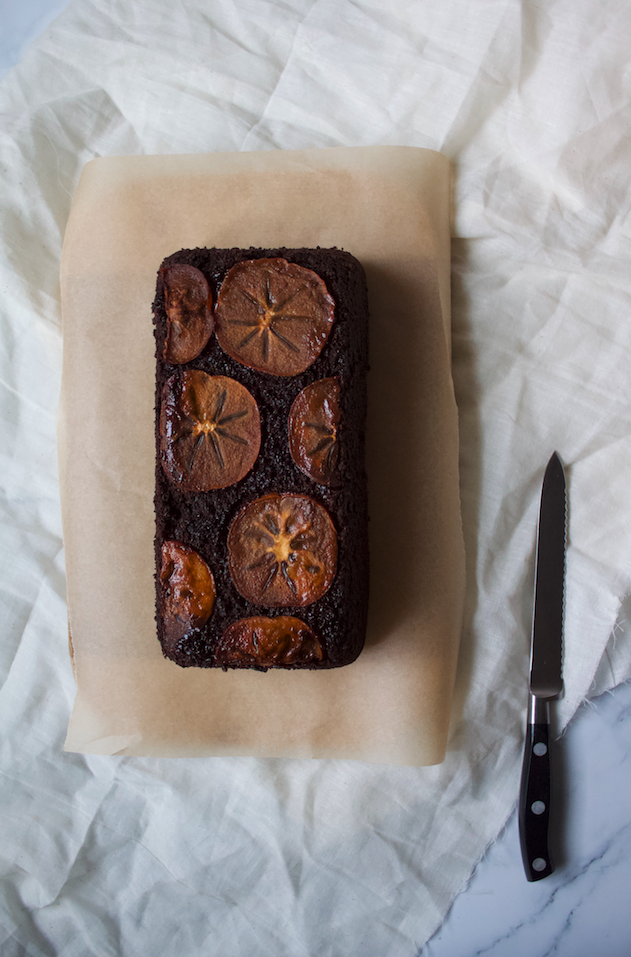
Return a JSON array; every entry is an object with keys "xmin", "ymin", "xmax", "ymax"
[{"xmin": 519, "ymin": 451, "xmax": 566, "ymax": 882}]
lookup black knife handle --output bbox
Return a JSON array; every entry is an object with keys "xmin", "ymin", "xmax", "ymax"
[{"xmin": 519, "ymin": 697, "xmax": 553, "ymax": 881}]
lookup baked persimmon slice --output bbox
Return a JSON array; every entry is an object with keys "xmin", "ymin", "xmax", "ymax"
[
  {"xmin": 160, "ymin": 371, "xmax": 261, "ymax": 491},
  {"xmin": 214, "ymin": 258, "xmax": 335, "ymax": 376},
  {"xmin": 160, "ymin": 541, "xmax": 215, "ymax": 648},
  {"xmin": 288, "ymin": 377, "xmax": 341, "ymax": 486},
  {"xmin": 227, "ymin": 493, "xmax": 337, "ymax": 607},
  {"xmin": 215, "ymin": 615, "xmax": 324, "ymax": 668},
  {"xmin": 160, "ymin": 263, "xmax": 214, "ymax": 364}
]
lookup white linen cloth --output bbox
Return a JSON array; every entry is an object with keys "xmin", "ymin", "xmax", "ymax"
[{"xmin": 1, "ymin": 1, "xmax": 631, "ymax": 954}]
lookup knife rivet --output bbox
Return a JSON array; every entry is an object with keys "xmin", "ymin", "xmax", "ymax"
[
  {"xmin": 531, "ymin": 800, "xmax": 546, "ymax": 815},
  {"xmin": 533, "ymin": 743, "xmax": 548, "ymax": 757},
  {"xmin": 532, "ymin": 857, "xmax": 547, "ymax": 872}
]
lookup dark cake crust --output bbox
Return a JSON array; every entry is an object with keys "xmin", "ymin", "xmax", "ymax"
[{"xmin": 153, "ymin": 247, "xmax": 369, "ymax": 670}]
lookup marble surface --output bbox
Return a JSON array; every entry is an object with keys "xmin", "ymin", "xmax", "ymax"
[
  {"xmin": 2, "ymin": 3, "xmax": 630, "ymax": 955},
  {"xmin": 423, "ymin": 680, "xmax": 631, "ymax": 957},
  {"xmin": 0, "ymin": 0, "xmax": 72, "ymax": 80}
]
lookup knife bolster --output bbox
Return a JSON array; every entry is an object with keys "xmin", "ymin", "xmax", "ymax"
[{"xmin": 529, "ymin": 695, "xmax": 550, "ymax": 725}]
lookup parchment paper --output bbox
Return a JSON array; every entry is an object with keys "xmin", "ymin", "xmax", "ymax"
[{"xmin": 59, "ymin": 145, "xmax": 464, "ymax": 764}]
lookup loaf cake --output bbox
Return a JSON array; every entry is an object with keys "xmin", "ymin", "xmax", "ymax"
[{"xmin": 153, "ymin": 247, "xmax": 369, "ymax": 670}]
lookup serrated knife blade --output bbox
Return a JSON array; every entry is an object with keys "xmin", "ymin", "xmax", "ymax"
[{"xmin": 519, "ymin": 452, "xmax": 566, "ymax": 882}]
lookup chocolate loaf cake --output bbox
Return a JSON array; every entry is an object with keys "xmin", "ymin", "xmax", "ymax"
[{"xmin": 153, "ymin": 247, "xmax": 369, "ymax": 670}]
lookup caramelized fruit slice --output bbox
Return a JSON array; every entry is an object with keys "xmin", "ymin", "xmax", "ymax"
[
  {"xmin": 216, "ymin": 616, "xmax": 324, "ymax": 668},
  {"xmin": 160, "ymin": 541, "xmax": 215, "ymax": 648},
  {"xmin": 161, "ymin": 371, "xmax": 261, "ymax": 491},
  {"xmin": 214, "ymin": 258, "xmax": 335, "ymax": 376},
  {"xmin": 160, "ymin": 263, "xmax": 214, "ymax": 364},
  {"xmin": 288, "ymin": 377, "xmax": 341, "ymax": 486},
  {"xmin": 227, "ymin": 493, "xmax": 337, "ymax": 607}
]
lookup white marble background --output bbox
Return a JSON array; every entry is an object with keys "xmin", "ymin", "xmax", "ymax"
[
  {"xmin": 1, "ymin": 3, "xmax": 630, "ymax": 956},
  {"xmin": 425, "ymin": 681, "xmax": 631, "ymax": 957}
]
